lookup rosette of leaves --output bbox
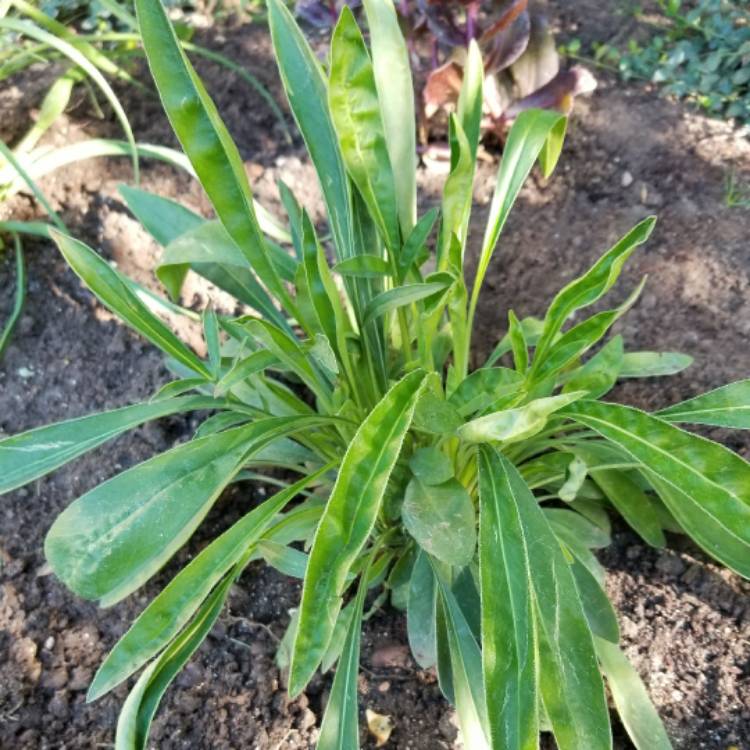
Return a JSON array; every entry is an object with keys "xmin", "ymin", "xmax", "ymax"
[{"xmin": 2, "ymin": 1, "xmax": 749, "ymax": 749}]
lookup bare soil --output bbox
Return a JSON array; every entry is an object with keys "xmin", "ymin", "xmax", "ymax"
[{"xmin": 1, "ymin": 3, "xmax": 749, "ymax": 748}]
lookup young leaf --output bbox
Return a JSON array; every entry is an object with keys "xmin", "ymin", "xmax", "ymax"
[
  {"xmin": 398, "ymin": 206, "xmax": 439, "ymax": 278},
  {"xmin": 45, "ymin": 416, "xmax": 324, "ymax": 606},
  {"xmin": 458, "ymin": 391, "xmax": 585, "ymax": 444},
  {"xmin": 134, "ymin": 0, "xmax": 292, "ymax": 309},
  {"xmin": 50, "ymin": 230, "xmax": 211, "ymax": 379},
  {"xmin": 483, "ymin": 449, "xmax": 611, "ymax": 750},
  {"xmin": 402, "ymin": 478, "xmax": 476, "ymax": 566},
  {"xmin": 564, "ymin": 400, "xmax": 750, "ymax": 577},
  {"xmin": 438, "ymin": 115, "xmax": 474, "ymax": 268},
  {"xmin": 361, "ymin": 0, "xmax": 417, "ymax": 236},
  {"xmin": 457, "ymin": 40, "xmax": 484, "ymax": 164},
  {"xmin": 534, "ymin": 277, "xmax": 646, "ymax": 379},
  {"xmin": 595, "ymin": 639, "xmax": 673, "ymax": 750},
  {"xmin": 507, "ymin": 310, "xmax": 529, "ymax": 373},
  {"xmin": 362, "ymin": 279, "xmax": 453, "ymax": 328},
  {"xmin": 0, "ymin": 396, "xmax": 219, "ymax": 495},
  {"xmin": 289, "ymin": 370, "xmax": 426, "ymax": 696},
  {"xmin": 329, "ymin": 7, "xmax": 400, "ymax": 252},
  {"xmin": 657, "ymin": 379, "xmax": 750, "ymax": 428},
  {"xmin": 87, "ymin": 468, "xmax": 329, "ymax": 701},
  {"xmin": 409, "ymin": 446, "xmax": 454, "ymax": 485},
  {"xmin": 533, "ymin": 217, "xmax": 655, "ymax": 363},
  {"xmin": 477, "ymin": 445, "xmax": 538, "ymax": 750}
]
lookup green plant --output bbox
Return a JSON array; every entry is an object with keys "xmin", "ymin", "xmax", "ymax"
[
  {"xmin": 2, "ymin": 1, "xmax": 750, "ymax": 748},
  {"xmin": 725, "ymin": 165, "xmax": 750, "ymax": 207},
  {"xmin": 569, "ymin": 0, "xmax": 750, "ymax": 124}
]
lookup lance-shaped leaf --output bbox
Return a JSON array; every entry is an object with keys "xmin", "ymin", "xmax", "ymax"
[
  {"xmin": 134, "ymin": 0, "xmax": 292, "ymax": 309},
  {"xmin": 329, "ymin": 7, "xmax": 400, "ymax": 253},
  {"xmin": 45, "ymin": 416, "xmax": 323, "ymax": 606},
  {"xmin": 288, "ymin": 370, "xmax": 426, "ymax": 696},
  {"xmin": 477, "ymin": 445, "xmax": 538, "ymax": 750},
  {"xmin": 51, "ymin": 230, "xmax": 211, "ymax": 378},
  {"xmin": 118, "ymin": 184, "xmax": 203, "ymax": 247},
  {"xmin": 535, "ymin": 278, "xmax": 646, "ymax": 379},
  {"xmin": 362, "ymin": 0, "xmax": 417, "ymax": 236},
  {"xmin": 587, "ymin": 465, "xmax": 666, "ymax": 548},
  {"xmin": 657, "ymin": 379, "xmax": 750, "ymax": 428},
  {"xmin": 458, "ymin": 41, "xmax": 484, "ymax": 164},
  {"xmin": 362, "ymin": 279, "xmax": 453, "ymax": 327},
  {"xmin": 407, "ymin": 550, "xmax": 437, "ymax": 668},
  {"xmin": 470, "ymin": 109, "xmax": 566, "ymax": 322},
  {"xmin": 433, "ymin": 563, "xmax": 491, "ymax": 750},
  {"xmin": 458, "ymin": 391, "xmax": 585, "ymax": 444},
  {"xmin": 242, "ymin": 319, "xmax": 332, "ymax": 408},
  {"xmin": 402, "ymin": 478, "xmax": 476, "ymax": 566},
  {"xmin": 449, "ymin": 367, "xmax": 523, "ymax": 416},
  {"xmin": 564, "ymin": 400, "xmax": 750, "ymax": 578},
  {"xmin": 158, "ymin": 221, "xmax": 288, "ymax": 328},
  {"xmin": 88, "ymin": 468, "xmax": 329, "ymax": 701},
  {"xmin": 114, "ymin": 570, "xmax": 234, "ymax": 750},
  {"xmin": 268, "ymin": 0, "xmax": 353, "ymax": 263},
  {"xmin": 398, "ymin": 207, "xmax": 439, "ymax": 278},
  {"xmin": 595, "ymin": 639, "xmax": 673, "ymax": 750},
  {"xmin": 533, "ymin": 217, "xmax": 655, "ymax": 363},
  {"xmin": 317, "ymin": 551, "xmax": 374, "ymax": 750},
  {"xmin": 619, "ymin": 351, "xmax": 693, "ymax": 379},
  {"xmin": 487, "ymin": 451, "xmax": 611, "ymax": 750},
  {"xmin": 0, "ymin": 396, "xmax": 216, "ymax": 495},
  {"xmin": 438, "ymin": 116, "xmax": 474, "ymax": 268}
]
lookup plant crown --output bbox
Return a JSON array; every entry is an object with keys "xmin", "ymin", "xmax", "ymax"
[{"xmin": 2, "ymin": 1, "xmax": 750, "ymax": 749}]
